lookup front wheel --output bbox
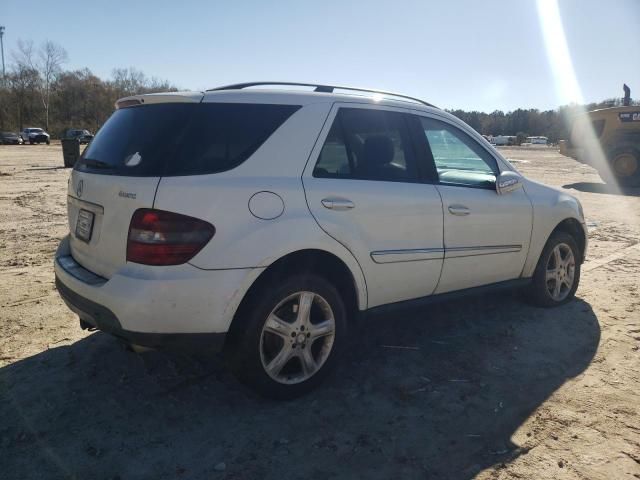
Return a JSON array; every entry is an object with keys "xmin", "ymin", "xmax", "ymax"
[
  {"xmin": 228, "ymin": 274, "xmax": 347, "ymax": 399},
  {"xmin": 525, "ymin": 232, "xmax": 581, "ymax": 307}
]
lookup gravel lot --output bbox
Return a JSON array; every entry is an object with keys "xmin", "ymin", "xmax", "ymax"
[{"xmin": 1, "ymin": 145, "xmax": 639, "ymax": 479}]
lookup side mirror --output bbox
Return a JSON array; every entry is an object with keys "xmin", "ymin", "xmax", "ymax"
[{"xmin": 496, "ymin": 171, "xmax": 523, "ymax": 195}]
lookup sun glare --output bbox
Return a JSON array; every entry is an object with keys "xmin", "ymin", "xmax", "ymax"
[{"xmin": 536, "ymin": 0, "xmax": 615, "ymax": 190}]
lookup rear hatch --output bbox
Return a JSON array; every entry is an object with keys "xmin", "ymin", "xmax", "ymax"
[
  {"xmin": 67, "ymin": 92, "xmax": 300, "ymax": 278},
  {"xmin": 67, "ymin": 93, "xmax": 204, "ymax": 278}
]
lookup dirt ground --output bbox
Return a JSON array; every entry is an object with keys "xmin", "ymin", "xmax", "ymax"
[{"xmin": 0, "ymin": 145, "xmax": 639, "ymax": 480}]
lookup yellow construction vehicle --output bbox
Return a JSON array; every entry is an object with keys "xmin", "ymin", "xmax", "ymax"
[{"xmin": 560, "ymin": 85, "xmax": 640, "ymax": 186}]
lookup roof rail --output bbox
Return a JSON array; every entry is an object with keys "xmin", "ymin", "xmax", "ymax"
[{"xmin": 206, "ymin": 82, "xmax": 437, "ymax": 108}]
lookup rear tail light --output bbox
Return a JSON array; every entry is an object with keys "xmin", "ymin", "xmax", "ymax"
[{"xmin": 127, "ymin": 209, "xmax": 215, "ymax": 266}]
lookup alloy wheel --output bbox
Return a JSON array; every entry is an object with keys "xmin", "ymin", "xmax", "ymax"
[
  {"xmin": 545, "ymin": 243, "xmax": 576, "ymax": 301},
  {"xmin": 259, "ymin": 291, "xmax": 336, "ymax": 385}
]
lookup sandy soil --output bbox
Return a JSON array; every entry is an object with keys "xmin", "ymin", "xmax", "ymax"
[{"xmin": 0, "ymin": 145, "xmax": 638, "ymax": 480}]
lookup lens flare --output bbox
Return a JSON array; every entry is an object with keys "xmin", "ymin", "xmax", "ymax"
[{"xmin": 536, "ymin": 0, "xmax": 618, "ymax": 191}]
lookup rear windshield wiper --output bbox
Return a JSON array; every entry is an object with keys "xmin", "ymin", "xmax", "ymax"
[{"xmin": 80, "ymin": 158, "xmax": 114, "ymax": 169}]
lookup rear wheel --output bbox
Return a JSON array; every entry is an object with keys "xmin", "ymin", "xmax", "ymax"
[
  {"xmin": 525, "ymin": 232, "xmax": 581, "ymax": 307},
  {"xmin": 228, "ymin": 274, "xmax": 346, "ymax": 399}
]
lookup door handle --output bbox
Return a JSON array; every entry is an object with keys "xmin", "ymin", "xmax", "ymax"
[
  {"xmin": 448, "ymin": 205, "xmax": 470, "ymax": 216},
  {"xmin": 321, "ymin": 198, "xmax": 355, "ymax": 211}
]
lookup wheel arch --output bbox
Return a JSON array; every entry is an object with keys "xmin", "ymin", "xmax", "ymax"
[
  {"xmin": 522, "ymin": 213, "xmax": 588, "ymax": 278},
  {"xmin": 225, "ymin": 248, "xmax": 365, "ymax": 349},
  {"xmin": 549, "ymin": 218, "xmax": 587, "ymax": 264}
]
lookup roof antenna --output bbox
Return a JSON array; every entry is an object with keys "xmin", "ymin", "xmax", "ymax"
[{"xmin": 623, "ymin": 83, "xmax": 631, "ymax": 106}]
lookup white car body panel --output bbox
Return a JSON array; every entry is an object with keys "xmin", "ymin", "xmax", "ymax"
[
  {"xmin": 434, "ymin": 184, "xmax": 533, "ymax": 293},
  {"xmin": 303, "ymin": 177, "xmax": 445, "ymax": 307},
  {"xmin": 154, "ymin": 175, "xmax": 369, "ymax": 310}
]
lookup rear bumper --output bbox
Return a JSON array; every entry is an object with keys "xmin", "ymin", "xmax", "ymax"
[
  {"xmin": 55, "ymin": 277, "xmax": 226, "ymax": 351},
  {"xmin": 54, "ymin": 236, "xmax": 263, "ymax": 351}
]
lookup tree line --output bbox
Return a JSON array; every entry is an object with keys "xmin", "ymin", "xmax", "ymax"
[
  {"xmin": 0, "ymin": 40, "xmax": 176, "ymax": 137},
  {"xmin": 446, "ymin": 96, "xmax": 632, "ymax": 145},
  {"xmin": 0, "ymin": 39, "xmax": 634, "ymax": 140}
]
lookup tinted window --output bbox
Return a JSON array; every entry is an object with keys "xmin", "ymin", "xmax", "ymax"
[
  {"xmin": 75, "ymin": 103, "xmax": 300, "ymax": 176},
  {"xmin": 420, "ymin": 117, "xmax": 497, "ymax": 188},
  {"xmin": 314, "ymin": 108, "xmax": 417, "ymax": 182}
]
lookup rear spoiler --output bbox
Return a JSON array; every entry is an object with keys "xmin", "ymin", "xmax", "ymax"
[{"xmin": 115, "ymin": 91, "xmax": 204, "ymax": 109}]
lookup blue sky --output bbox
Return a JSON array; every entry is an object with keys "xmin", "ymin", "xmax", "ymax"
[{"xmin": 1, "ymin": 0, "xmax": 638, "ymax": 112}]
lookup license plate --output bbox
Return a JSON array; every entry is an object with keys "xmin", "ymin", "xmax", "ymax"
[{"xmin": 75, "ymin": 209, "xmax": 95, "ymax": 242}]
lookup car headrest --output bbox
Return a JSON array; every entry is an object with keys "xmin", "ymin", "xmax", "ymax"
[{"xmin": 363, "ymin": 135, "xmax": 394, "ymax": 167}]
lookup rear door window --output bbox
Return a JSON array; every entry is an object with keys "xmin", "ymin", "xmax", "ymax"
[
  {"xmin": 75, "ymin": 103, "xmax": 300, "ymax": 176},
  {"xmin": 313, "ymin": 108, "xmax": 418, "ymax": 182}
]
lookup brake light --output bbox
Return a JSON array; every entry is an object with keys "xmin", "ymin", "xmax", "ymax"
[{"xmin": 127, "ymin": 209, "xmax": 215, "ymax": 266}]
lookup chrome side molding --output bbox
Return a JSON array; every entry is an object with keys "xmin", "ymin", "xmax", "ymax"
[
  {"xmin": 370, "ymin": 248, "xmax": 444, "ymax": 264},
  {"xmin": 370, "ymin": 245, "xmax": 522, "ymax": 263},
  {"xmin": 445, "ymin": 245, "xmax": 522, "ymax": 258}
]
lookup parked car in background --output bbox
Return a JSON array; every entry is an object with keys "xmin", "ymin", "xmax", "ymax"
[
  {"xmin": 63, "ymin": 129, "xmax": 94, "ymax": 144},
  {"xmin": 493, "ymin": 135, "xmax": 516, "ymax": 146},
  {"xmin": 527, "ymin": 136, "xmax": 548, "ymax": 145},
  {"xmin": 0, "ymin": 132, "xmax": 24, "ymax": 145},
  {"xmin": 21, "ymin": 128, "xmax": 50, "ymax": 145},
  {"xmin": 55, "ymin": 82, "xmax": 587, "ymax": 399}
]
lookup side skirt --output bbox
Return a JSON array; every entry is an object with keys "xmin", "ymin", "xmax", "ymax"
[{"xmin": 364, "ymin": 278, "xmax": 532, "ymax": 318}]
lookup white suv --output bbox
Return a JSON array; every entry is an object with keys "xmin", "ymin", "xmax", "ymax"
[{"xmin": 55, "ymin": 82, "xmax": 587, "ymax": 398}]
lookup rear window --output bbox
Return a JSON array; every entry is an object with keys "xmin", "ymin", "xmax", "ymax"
[{"xmin": 75, "ymin": 103, "xmax": 300, "ymax": 176}]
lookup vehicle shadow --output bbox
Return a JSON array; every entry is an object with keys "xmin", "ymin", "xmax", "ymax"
[
  {"xmin": 564, "ymin": 181, "xmax": 640, "ymax": 196},
  {"xmin": 1, "ymin": 295, "xmax": 600, "ymax": 480}
]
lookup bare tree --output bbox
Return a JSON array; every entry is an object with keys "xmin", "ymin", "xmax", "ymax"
[
  {"xmin": 11, "ymin": 39, "xmax": 67, "ymax": 130},
  {"xmin": 111, "ymin": 67, "xmax": 147, "ymax": 97},
  {"xmin": 37, "ymin": 41, "xmax": 68, "ymax": 131}
]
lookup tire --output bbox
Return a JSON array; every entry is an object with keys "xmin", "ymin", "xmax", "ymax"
[
  {"xmin": 46, "ymin": 139, "xmax": 50, "ymax": 145},
  {"xmin": 605, "ymin": 147, "xmax": 640, "ymax": 187},
  {"xmin": 525, "ymin": 232, "xmax": 581, "ymax": 307},
  {"xmin": 29, "ymin": 140, "xmax": 34, "ymax": 145},
  {"xmin": 227, "ymin": 273, "xmax": 347, "ymax": 399}
]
